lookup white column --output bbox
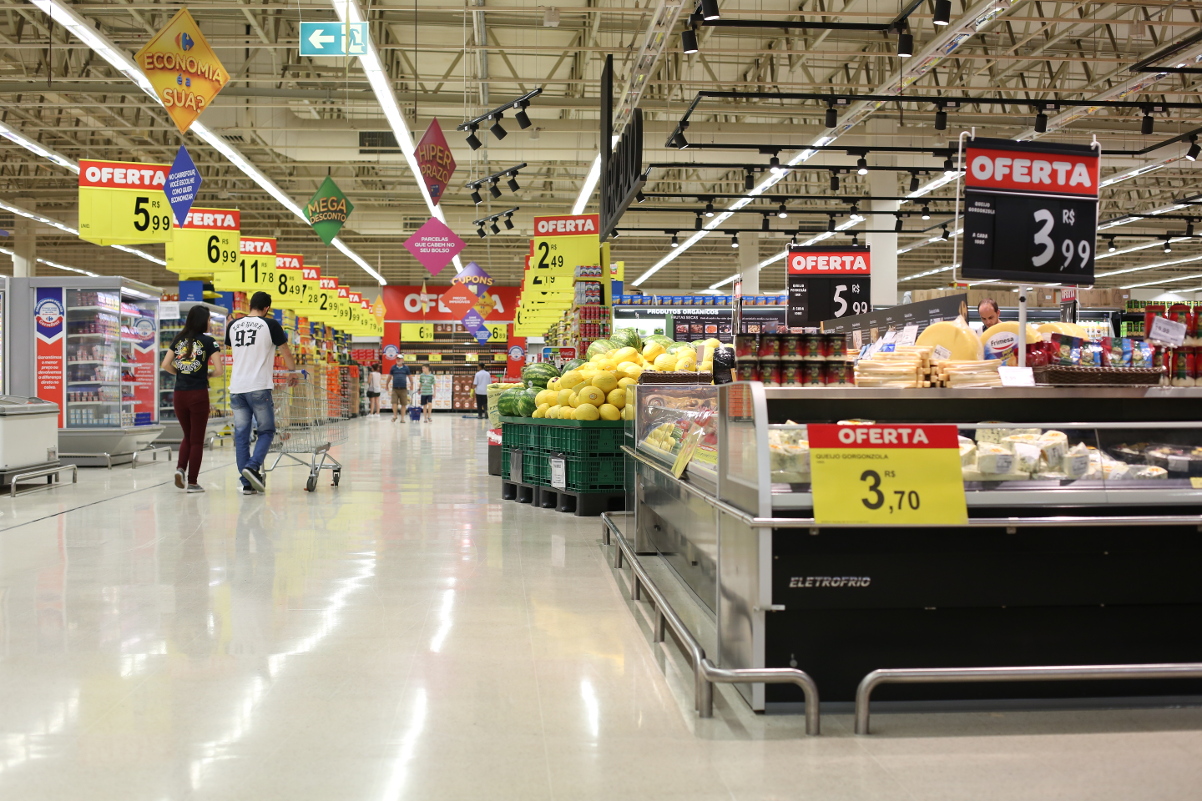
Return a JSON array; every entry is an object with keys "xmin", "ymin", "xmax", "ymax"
[
  {"xmin": 739, "ymin": 230, "xmax": 760, "ymax": 295},
  {"xmin": 12, "ymin": 197, "xmax": 35, "ymax": 276},
  {"xmin": 866, "ymin": 172, "xmax": 898, "ymax": 307}
]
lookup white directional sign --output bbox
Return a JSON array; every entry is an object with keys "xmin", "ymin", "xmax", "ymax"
[{"xmin": 298, "ymin": 22, "xmax": 368, "ymax": 57}]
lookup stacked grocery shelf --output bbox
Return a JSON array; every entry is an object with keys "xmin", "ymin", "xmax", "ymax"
[
  {"xmin": 733, "ymin": 331, "xmax": 853, "ymax": 386},
  {"xmin": 400, "ymin": 322, "xmax": 507, "ymax": 412}
]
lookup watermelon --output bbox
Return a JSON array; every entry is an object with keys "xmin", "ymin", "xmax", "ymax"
[
  {"xmin": 610, "ymin": 328, "xmax": 642, "ymax": 351},
  {"xmin": 666, "ymin": 341, "xmax": 693, "ymax": 354},
  {"xmin": 586, "ymin": 339, "xmax": 615, "ymax": 359},
  {"xmin": 561, "ymin": 358, "xmax": 586, "ymax": 373},
  {"xmin": 645, "ymin": 334, "xmax": 674, "ymax": 347},
  {"xmin": 521, "ymin": 362, "xmax": 560, "ymax": 388},
  {"xmin": 496, "ymin": 388, "xmax": 524, "ymax": 417},
  {"xmin": 515, "ymin": 389, "xmax": 539, "ymax": 417}
]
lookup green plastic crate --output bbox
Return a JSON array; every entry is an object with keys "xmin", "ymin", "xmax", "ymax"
[
  {"xmin": 501, "ymin": 447, "xmax": 549, "ymax": 486},
  {"xmin": 543, "ymin": 425, "xmax": 625, "ymax": 455},
  {"xmin": 549, "ymin": 453, "xmax": 626, "ymax": 493},
  {"xmin": 502, "ymin": 421, "xmax": 543, "ymax": 452}
]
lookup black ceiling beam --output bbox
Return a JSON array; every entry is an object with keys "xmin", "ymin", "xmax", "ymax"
[
  {"xmin": 640, "ymin": 193, "xmax": 958, "ymax": 202},
  {"xmin": 694, "ymin": 0, "xmax": 924, "ymax": 34},
  {"xmin": 1127, "ymin": 31, "xmax": 1202, "ymax": 75},
  {"xmin": 455, "ymin": 88, "xmax": 543, "ymax": 130}
]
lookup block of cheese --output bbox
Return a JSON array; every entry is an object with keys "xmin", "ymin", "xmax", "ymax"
[
  {"xmin": 1012, "ymin": 442, "xmax": 1041, "ymax": 474},
  {"xmin": 1132, "ymin": 466, "xmax": 1169, "ymax": 480},
  {"xmin": 958, "ymin": 436, "xmax": 977, "ymax": 467},
  {"xmin": 980, "ymin": 321, "xmax": 1042, "ymax": 363},
  {"xmin": 916, "ymin": 320, "xmax": 984, "ymax": 362},
  {"xmin": 1062, "ymin": 443, "xmax": 1090, "ymax": 479},
  {"xmin": 1038, "ymin": 430, "xmax": 1069, "ymax": 468},
  {"xmin": 977, "ymin": 443, "xmax": 1015, "ymax": 474}
]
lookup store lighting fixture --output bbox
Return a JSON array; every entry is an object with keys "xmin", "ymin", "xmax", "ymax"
[
  {"xmin": 909, "ymin": 172, "xmax": 921, "ymax": 192},
  {"xmin": 1188, "ymin": 221, "xmax": 1196, "ymax": 237},
  {"xmin": 0, "ymin": 246, "xmax": 98, "ymax": 277},
  {"xmin": 611, "ymin": 228, "xmax": 620, "ymax": 238},
  {"xmin": 694, "ymin": 213, "xmax": 703, "ymax": 230},
  {"xmin": 465, "ymin": 124, "xmax": 483, "ymax": 151},
  {"xmin": 0, "ymin": 198, "xmax": 165, "ymax": 266},
  {"xmin": 791, "ymin": 234, "xmax": 798, "ymax": 245},
  {"xmin": 1108, "ymin": 237, "xmax": 1117, "ymax": 252},
  {"xmin": 933, "ymin": 0, "xmax": 952, "ymax": 25},
  {"xmin": 476, "ymin": 226, "xmax": 486, "ymax": 238},
  {"xmin": 700, "ymin": 0, "xmax": 721, "ymax": 22},
  {"xmin": 490, "ymin": 221, "xmax": 501, "ymax": 235},
  {"xmin": 777, "ymin": 203, "xmax": 788, "ymax": 219},
  {"xmin": 1035, "ymin": 112, "xmax": 1048, "ymax": 133},
  {"xmin": 825, "ymin": 105, "xmax": 838, "ymax": 129},
  {"xmin": 704, "ymin": 201, "xmax": 715, "ymax": 217},
  {"xmin": 514, "ymin": 102, "xmax": 533, "ymax": 130},
  {"xmin": 921, "ymin": 205, "xmax": 931, "ymax": 220},
  {"xmin": 504, "ymin": 213, "xmax": 515, "ymax": 230},
  {"xmin": 489, "ymin": 179, "xmax": 502, "ymax": 199},
  {"xmin": 895, "ymin": 216, "xmax": 904, "ymax": 232},
  {"xmin": 761, "ymin": 215, "xmax": 771, "ymax": 232},
  {"xmin": 730, "ymin": 233, "xmax": 739, "ymax": 248},
  {"xmin": 1142, "ymin": 112, "xmax": 1155, "ymax": 135},
  {"xmin": 934, "ymin": 106, "xmax": 948, "ymax": 131},
  {"xmin": 943, "ymin": 156, "xmax": 955, "ymax": 173},
  {"xmin": 671, "ymin": 233, "xmax": 680, "ymax": 248},
  {"xmin": 745, "ymin": 169, "xmax": 755, "ymax": 191},
  {"xmin": 490, "ymin": 113, "xmax": 508, "ymax": 140},
  {"xmin": 941, "ymin": 226, "xmax": 950, "ymax": 240},
  {"xmin": 1164, "ymin": 238, "xmax": 1172, "ymax": 253},
  {"xmin": 851, "ymin": 233, "xmax": 860, "ymax": 247},
  {"xmin": 0, "ymin": 120, "xmax": 79, "ymax": 174},
  {"xmin": 896, "ymin": 28, "xmax": 913, "ymax": 58},
  {"xmin": 507, "ymin": 172, "xmax": 521, "ymax": 193},
  {"xmin": 681, "ymin": 26, "xmax": 699, "ymax": 54},
  {"xmin": 857, "ymin": 157, "xmax": 869, "ymax": 176},
  {"xmin": 769, "ymin": 155, "xmax": 783, "ymax": 174},
  {"xmin": 830, "ymin": 173, "xmax": 840, "ymax": 191},
  {"xmin": 1187, "ymin": 136, "xmax": 1201, "ymax": 161},
  {"xmin": 669, "ymin": 125, "xmax": 690, "ymax": 149},
  {"xmin": 469, "ymin": 187, "xmax": 483, "ymax": 205}
]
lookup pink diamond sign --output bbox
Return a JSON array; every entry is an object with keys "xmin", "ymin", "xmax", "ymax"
[{"xmin": 403, "ymin": 217, "xmax": 465, "ymax": 276}]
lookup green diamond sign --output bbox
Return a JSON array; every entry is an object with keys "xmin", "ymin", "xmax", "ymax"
[{"xmin": 305, "ymin": 176, "xmax": 354, "ymax": 245}]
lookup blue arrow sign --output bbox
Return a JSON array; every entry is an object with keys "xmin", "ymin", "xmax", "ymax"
[{"xmin": 299, "ymin": 22, "xmax": 368, "ymax": 57}]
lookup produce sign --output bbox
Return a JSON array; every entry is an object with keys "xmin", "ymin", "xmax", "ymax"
[
  {"xmin": 962, "ymin": 137, "xmax": 1099, "ymax": 284},
  {"xmin": 164, "ymin": 208, "xmax": 239, "ymax": 278},
  {"xmin": 786, "ymin": 245, "xmax": 871, "ymax": 327},
  {"xmin": 78, "ymin": 160, "xmax": 173, "ymax": 245},
  {"xmin": 415, "ymin": 119, "xmax": 456, "ymax": 205},
  {"xmin": 305, "ymin": 176, "xmax": 353, "ymax": 246},
  {"xmin": 134, "ymin": 9, "xmax": 230, "ymax": 134},
  {"xmin": 403, "ymin": 217, "xmax": 464, "ymax": 276},
  {"xmin": 809, "ymin": 424, "xmax": 968, "ymax": 526},
  {"xmin": 215, "ymin": 236, "xmax": 275, "ymax": 293}
]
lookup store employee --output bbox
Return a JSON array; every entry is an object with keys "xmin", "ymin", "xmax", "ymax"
[{"xmin": 978, "ymin": 298, "xmax": 1001, "ymax": 329}]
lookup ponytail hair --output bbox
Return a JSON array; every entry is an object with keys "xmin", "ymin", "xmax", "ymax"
[{"xmin": 170, "ymin": 305, "xmax": 211, "ymax": 353}]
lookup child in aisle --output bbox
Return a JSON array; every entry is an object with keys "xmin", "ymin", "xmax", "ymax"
[
  {"xmin": 419, "ymin": 365, "xmax": 436, "ymax": 423},
  {"xmin": 160, "ymin": 305, "xmax": 223, "ymax": 493}
]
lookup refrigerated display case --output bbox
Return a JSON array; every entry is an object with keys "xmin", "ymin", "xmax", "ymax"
[
  {"xmin": 628, "ymin": 383, "xmax": 1202, "ymax": 710},
  {"xmin": 11, "ymin": 277, "xmax": 165, "ymax": 466},
  {"xmin": 158, "ymin": 301, "xmax": 229, "ymax": 446}
]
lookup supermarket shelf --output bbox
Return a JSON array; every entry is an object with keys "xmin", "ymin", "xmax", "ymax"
[
  {"xmin": 67, "ymin": 381, "xmax": 119, "ymax": 386},
  {"xmin": 68, "ymin": 360, "xmax": 117, "ymax": 366},
  {"xmin": 68, "ymin": 333, "xmax": 118, "ymax": 339},
  {"xmin": 69, "ymin": 401, "xmax": 120, "ymax": 406},
  {"xmin": 67, "ymin": 305, "xmax": 119, "ymax": 314}
]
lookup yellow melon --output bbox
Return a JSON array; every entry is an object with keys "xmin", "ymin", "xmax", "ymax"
[
  {"xmin": 616, "ymin": 361, "xmax": 644, "ymax": 380},
  {"xmin": 574, "ymin": 403, "xmax": 600, "ymax": 421},
  {"xmin": 606, "ymin": 388, "xmax": 627, "ymax": 409},
  {"xmin": 653, "ymin": 353, "xmax": 677, "ymax": 371},
  {"xmin": 617, "ymin": 376, "xmax": 637, "ymax": 389},
  {"xmin": 547, "ymin": 405, "xmax": 562, "ymax": 419},
  {"xmin": 642, "ymin": 341, "xmax": 666, "ymax": 361},
  {"xmin": 577, "ymin": 385, "xmax": 606, "ymax": 406},
  {"xmin": 568, "ymin": 391, "xmax": 581, "ymax": 408},
  {"xmin": 556, "ymin": 389, "xmax": 574, "ymax": 406},
  {"xmin": 611, "ymin": 346, "xmax": 638, "ymax": 363},
  {"xmin": 599, "ymin": 403, "xmax": 621, "ymax": 421},
  {"xmin": 676, "ymin": 358, "xmax": 697, "ymax": 372},
  {"xmin": 591, "ymin": 372, "xmax": 618, "ymax": 394}
]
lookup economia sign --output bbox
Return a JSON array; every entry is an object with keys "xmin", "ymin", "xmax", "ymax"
[{"xmin": 135, "ymin": 9, "xmax": 230, "ymax": 134}]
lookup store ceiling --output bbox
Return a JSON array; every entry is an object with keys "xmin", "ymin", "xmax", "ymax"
[{"xmin": 1, "ymin": 0, "xmax": 1200, "ymax": 297}]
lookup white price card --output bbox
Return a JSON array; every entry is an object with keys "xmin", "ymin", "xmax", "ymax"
[
  {"xmin": 159, "ymin": 301, "xmax": 180, "ymax": 321},
  {"xmin": 897, "ymin": 324, "xmax": 919, "ymax": 346},
  {"xmin": 998, "ymin": 366, "xmax": 1036, "ymax": 386},
  {"xmin": 1147, "ymin": 316, "xmax": 1186, "ymax": 348},
  {"xmin": 550, "ymin": 456, "xmax": 566, "ymax": 490}
]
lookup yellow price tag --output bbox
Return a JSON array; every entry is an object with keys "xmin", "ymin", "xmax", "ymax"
[
  {"xmin": 313, "ymin": 277, "xmax": 340, "ymax": 321},
  {"xmin": 272, "ymin": 254, "xmax": 307, "ymax": 310},
  {"xmin": 521, "ymin": 273, "xmax": 574, "ymax": 292},
  {"xmin": 215, "ymin": 236, "xmax": 275, "ymax": 293},
  {"xmin": 401, "ymin": 323, "xmax": 434, "ymax": 342},
  {"xmin": 165, "ymin": 208, "xmax": 240, "ymax": 278},
  {"xmin": 530, "ymin": 214, "xmax": 600, "ymax": 278},
  {"xmin": 78, "ymin": 160, "xmax": 174, "ymax": 245},
  {"xmin": 1191, "ymin": 477, "xmax": 1202, "ymax": 489},
  {"xmin": 465, "ymin": 353, "xmax": 478, "ymax": 362},
  {"xmin": 493, "ymin": 353, "xmax": 507, "ymax": 362},
  {"xmin": 809, "ymin": 424, "xmax": 967, "ymax": 526},
  {"xmin": 428, "ymin": 354, "xmax": 443, "ymax": 362}
]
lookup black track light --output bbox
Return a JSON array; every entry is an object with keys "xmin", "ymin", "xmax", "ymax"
[
  {"xmin": 934, "ymin": 107, "xmax": 947, "ymax": 131},
  {"xmin": 851, "ymin": 233, "xmax": 859, "ymax": 247},
  {"xmin": 1108, "ymin": 237, "xmax": 1116, "ymax": 252},
  {"xmin": 828, "ymin": 216, "xmax": 836, "ymax": 232},
  {"xmin": 470, "ymin": 188, "xmax": 483, "ymax": 205},
  {"xmin": 769, "ymin": 155, "xmax": 781, "ymax": 171},
  {"xmin": 1187, "ymin": 136, "xmax": 1200, "ymax": 161},
  {"xmin": 791, "ymin": 234, "xmax": 798, "ymax": 245},
  {"xmin": 488, "ymin": 179, "xmax": 502, "ymax": 199},
  {"xmin": 670, "ymin": 130, "xmax": 689, "ymax": 149},
  {"xmin": 895, "ymin": 216, "xmax": 904, "ymax": 233},
  {"xmin": 612, "ymin": 228, "xmax": 620, "ymax": 238},
  {"xmin": 1035, "ymin": 112, "xmax": 1048, "ymax": 133},
  {"xmin": 825, "ymin": 105, "xmax": 837, "ymax": 128},
  {"xmin": 670, "ymin": 233, "xmax": 679, "ymax": 248},
  {"xmin": 465, "ymin": 124, "xmax": 482, "ymax": 151},
  {"xmin": 857, "ymin": 157, "xmax": 868, "ymax": 176},
  {"xmin": 941, "ymin": 226, "xmax": 950, "ymax": 241},
  {"xmin": 636, "ymin": 191, "xmax": 646, "ymax": 203},
  {"xmin": 695, "ymin": 214, "xmax": 703, "ymax": 231},
  {"xmin": 745, "ymin": 169, "xmax": 755, "ymax": 191},
  {"xmin": 830, "ymin": 173, "xmax": 840, "ymax": 191},
  {"xmin": 514, "ymin": 103, "xmax": 532, "ymax": 130},
  {"xmin": 897, "ymin": 29, "xmax": 913, "ymax": 59},
  {"xmin": 777, "ymin": 202, "xmax": 788, "ymax": 219},
  {"xmin": 1142, "ymin": 112, "xmax": 1154, "ymax": 135},
  {"xmin": 921, "ymin": 205, "xmax": 931, "ymax": 220},
  {"xmin": 944, "ymin": 156, "xmax": 955, "ymax": 172},
  {"xmin": 933, "ymin": 0, "xmax": 952, "ymax": 25},
  {"xmin": 476, "ymin": 226, "xmax": 486, "ymax": 238},
  {"xmin": 730, "ymin": 233, "xmax": 739, "ymax": 249},
  {"xmin": 490, "ymin": 221, "xmax": 501, "ymax": 235},
  {"xmin": 704, "ymin": 201, "xmax": 715, "ymax": 217},
  {"xmin": 507, "ymin": 173, "xmax": 520, "ymax": 193},
  {"xmin": 761, "ymin": 215, "xmax": 771, "ymax": 232},
  {"xmin": 681, "ymin": 27, "xmax": 699, "ymax": 54},
  {"xmin": 490, "ymin": 113, "xmax": 508, "ymax": 140},
  {"xmin": 850, "ymin": 202, "xmax": 859, "ymax": 214},
  {"xmin": 909, "ymin": 172, "xmax": 920, "ymax": 192},
  {"xmin": 504, "ymin": 213, "xmax": 514, "ymax": 230},
  {"xmin": 1187, "ymin": 221, "xmax": 1195, "ymax": 237},
  {"xmin": 700, "ymin": 0, "xmax": 720, "ymax": 22},
  {"xmin": 1164, "ymin": 238, "xmax": 1172, "ymax": 253}
]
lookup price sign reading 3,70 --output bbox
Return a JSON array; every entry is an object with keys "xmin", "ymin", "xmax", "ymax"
[{"xmin": 809, "ymin": 424, "xmax": 967, "ymax": 526}]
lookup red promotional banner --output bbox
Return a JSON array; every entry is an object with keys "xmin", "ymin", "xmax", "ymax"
[
  {"xmin": 532, "ymin": 214, "xmax": 600, "ymax": 237},
  {"xmin": 787, "ymin": 249, "xmax": 872, "ymax": 275},
  {"xmin": 965, "ymin": 143, "xmax": 1100, "ymax": 198},
  {"xmin": 382, "ymin": 285, "xmax": 521, "ymax": 322},
  {"xmin": 34, "ymin": 287, "xmax": 65, "ymax": 427},
  {"xmin": 79, "ymin": 159, "xmax": 170, "ymax": 189},
  {"xmin": 415, "ymin": 119, "xmax": 457, "ymax": 205},
  {"xmin": 807, "ymin": 424, "xmax": 960, "ymax": 449},
  {"xmin": 506, "ymin": 333, "xmax": 526, "ymax": 381}
]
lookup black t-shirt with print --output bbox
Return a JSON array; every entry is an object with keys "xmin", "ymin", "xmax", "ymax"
[{"xmin": 171, "ymin": 334, "xmax": 219, "ymax": 391}]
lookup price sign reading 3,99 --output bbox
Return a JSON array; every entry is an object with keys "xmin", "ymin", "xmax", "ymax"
[
  {"xmin": 962, "ymin": 137, "xmax": 1100, "ymax": 284},
  {"xmin": 785, "ymin": 245, "xmax": 871, "ymax": 328},
  {"xmin": 809, "ymin": 424, "xmax": 967, "ymax": 526}
]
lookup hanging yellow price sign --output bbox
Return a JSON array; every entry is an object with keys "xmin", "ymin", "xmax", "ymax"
[
  {"xmin": 273, "ymin": 253, "xmax": 307, "ymax": 311},
  {"xmin": 215, "ymin": 236, "xmax": 275, "ymax": 293},
  {"xmin": 530, "ymin": 214, "xmax": 600, "ymax": 277},
  {"xmin": 165, "ymin": 207, "xmax": 240, "ymax": 278},
  {"xmin": 428, "ymin": 354, "xmax": 443, "ymax": 362},
  {"xmin": 78, "ymin": 160, "xmax": 174, "ymax": 245},
  {"xmin": 312, "ymin": 277, "xmax": 341, "ymax": 321},
  {"xmin": 492, "ymin": 352, "xmax": 507, "ymax": 362},
  {"xmin": 401, "ymin": 323, "xmax": 434, "ymax": 342},
  {"xmin": 298, "ymin": 266, "xmax": 325, "ymax": 316},
  {"xmin": 809, "ymin": 424, "xmax": 968, "ymax": 526}
]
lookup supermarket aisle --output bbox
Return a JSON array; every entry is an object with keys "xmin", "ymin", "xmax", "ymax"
[{"xmin": 0, "ymin": 415, "xmax": 1199, "ymax": 801}]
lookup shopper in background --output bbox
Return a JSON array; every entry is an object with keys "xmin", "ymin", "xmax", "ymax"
[
  {"xmin": 367, "ymin": 363, "xmax": 383, "ymax": 415},
  {"xmin": 226, "ymin": 292, "xmax": 296, "ymax": 495},
  {"xmin": 473, "ymin": 366, "xmax": 493, "ymax": 419},
  {"xmin": 978, "ymin": 298, "xmax": 1001, "ymax": 329},
  {"xmin": 419, "ymin": 364, "xmax": 436, "ymax": 423},
  {"xmin": 389, "ymin": 357, "xmax": 413, "ymax": 423},
  {"xmin": 160, "ymin": 305, "xmax": 223, "ymax": 493}
]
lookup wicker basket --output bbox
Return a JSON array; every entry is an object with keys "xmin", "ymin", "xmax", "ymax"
[{"xmin": 1032, "ymin": 365, "xmax": 1165, "ymax": 386}]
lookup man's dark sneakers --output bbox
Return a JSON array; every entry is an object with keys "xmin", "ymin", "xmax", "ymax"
[{"xmin": 241, "ymin": 467, "xmax": 266, "ymax": 492}]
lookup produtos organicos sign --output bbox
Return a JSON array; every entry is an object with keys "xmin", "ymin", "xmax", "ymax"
[{"xmin": 135, "ymin": 9, "xmax": 230, "ymax": 134}]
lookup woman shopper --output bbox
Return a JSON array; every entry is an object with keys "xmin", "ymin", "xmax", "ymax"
[
  {"xmin": 367, "ymin": 363, "xmax": 383, "ymax": 414},
  {"xmin": 419, "ymin": 364, "xmax": 436, "ymax": 422},
  {"xmin": 160, "ymin": 305, "xmax": 224, "ymax": 492}
]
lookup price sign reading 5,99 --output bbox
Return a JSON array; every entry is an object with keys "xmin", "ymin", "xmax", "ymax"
[
  {"xmin": 786, "ymin": 245, "xmax": 871, "ymax": 328},
  {"xmin": 78, "ymin": 159, "xmax": 175, "ymax": 246},
  {"xmin": 808, "ymin": 424, "xmax": 967, "ymax": 526}
]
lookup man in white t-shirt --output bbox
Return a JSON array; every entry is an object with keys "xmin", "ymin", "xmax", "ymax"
[
  {"xmin": 225, "ymin": 291, "xmax": 296, "ymax": 495},
  {"xmin": 473, "ymin": 367, "xmax": 493, "ymax": 419}
]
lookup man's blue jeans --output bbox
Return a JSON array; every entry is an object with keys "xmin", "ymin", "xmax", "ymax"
[{"xmin": 231, "ymin": 390, "xmax": 275, "ymax": 487}]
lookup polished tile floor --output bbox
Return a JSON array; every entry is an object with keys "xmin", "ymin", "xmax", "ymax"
[{"xmin": 0, "ymin": 414, "xmax": 1199, "ymax": 800}]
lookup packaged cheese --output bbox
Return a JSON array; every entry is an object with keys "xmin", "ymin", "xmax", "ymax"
[
  {"xmin": 977, "ymin": 443, "xmax": 1015, "ymax": 474},
  {"xmin": 1001, "ymin": 433, "xmax": 1041, "ymax": 452},
  {"xmin": 1062, "ymin": 443, "xmax": 1090, "ymax": 479},
  {"xmin": 1012, "ymin": 442, "xmax": 1041, "ymax": 474},
  {"xmin": 917, "ymin": 318, "xmax": 984, "ymax": 362},
  {"xmin": 1038, "ymin": 430, "xmax": 1069, "ymax": 467},
  {"xmin": 958, "ymin": 436, "xmax": 977, "ymax": 467},
  {"xmin": 1131, "ymin": 465, "xmax": 1169, "ymax": 480}
]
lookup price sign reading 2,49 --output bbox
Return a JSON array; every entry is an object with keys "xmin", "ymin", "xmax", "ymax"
[{"xmin": 808, "ymin": 424, "xmax": 967, "ymax": 526}]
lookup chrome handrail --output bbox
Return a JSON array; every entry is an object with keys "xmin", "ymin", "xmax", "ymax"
[
  {"xmin": 10, "ymin": 464, "xmax": 78, "ymax": 498},
  {"xmin": 854, "ymin": 663, "xmax": 1202, "ymax": 735},
  {"xmin": 601, "ymin": 512, "xmax": 820, "ymax": 735}
]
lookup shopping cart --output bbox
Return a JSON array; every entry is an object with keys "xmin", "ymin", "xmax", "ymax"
[{"xmin": 264, "ymin": 368, "xmax": 349, "ymax": 491}]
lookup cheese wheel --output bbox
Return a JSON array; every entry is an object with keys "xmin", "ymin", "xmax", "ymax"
[
  {"xmin": 1037, "ymin": 322, "xmax": 1090, "ymax": 339},
  {"xmin": 917, "ymin": 321, "xmax": 984, "ymax": 361}
]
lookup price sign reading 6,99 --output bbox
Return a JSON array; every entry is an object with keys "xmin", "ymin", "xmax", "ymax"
[
  {"xmin": 785, "ymin": 245, "xmax": 871, "ymax": 328},
  {"xmin": 808, "ymin": 424, "xmax": 967, "ymax": 526},
  {"xmin": 962, "ymin": 137, "xmax": 1099, "ymax": 285},
  {"xmin": 165, "ymin": 207, "xmax": 240, "ymax": 278},
  {"xmin": 78, "ymin": 159, "xmax": 175, "ymax": 246}
]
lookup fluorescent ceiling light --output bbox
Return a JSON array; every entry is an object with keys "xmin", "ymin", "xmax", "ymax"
[
  {"xmin": 29, "ymin": 0, "xmax": 387, "ymax": 284},
  {"xmin": 0, "ymin": 197, "xmax": 166, "ymax": 266},
  {"xmin": 704, "ymin": 216, "xmax": 865, "ymax": 290},
  {"xmin": 900, "ymin": 264, "xmax": 958, "ymax": 282},
  {"xmin": 572, "ymin": 134, "xmax": 622, "ymax": 216},
  {"xmin": 1122, "ymin": 265, "xmax": 1202, "ymax": 290},
  {"xmin": 1098, "ymin": 246, "xmax": 1197, "ymax": 278},
  {"xmin": 0, "ymin": 246, "xmax": 99, "ymax": 276},
  {"xmin": 0, "ymin": 119, "xmax": 79, "ymax": 173}
]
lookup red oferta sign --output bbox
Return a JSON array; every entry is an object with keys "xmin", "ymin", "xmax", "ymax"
[
  {"xmin": 787, "ymin": 249, "xmax": 872, "ymax": 275},
  {"xmin": 965, "ymin": 144, "xmax": 1099, "ymax": 198}
]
